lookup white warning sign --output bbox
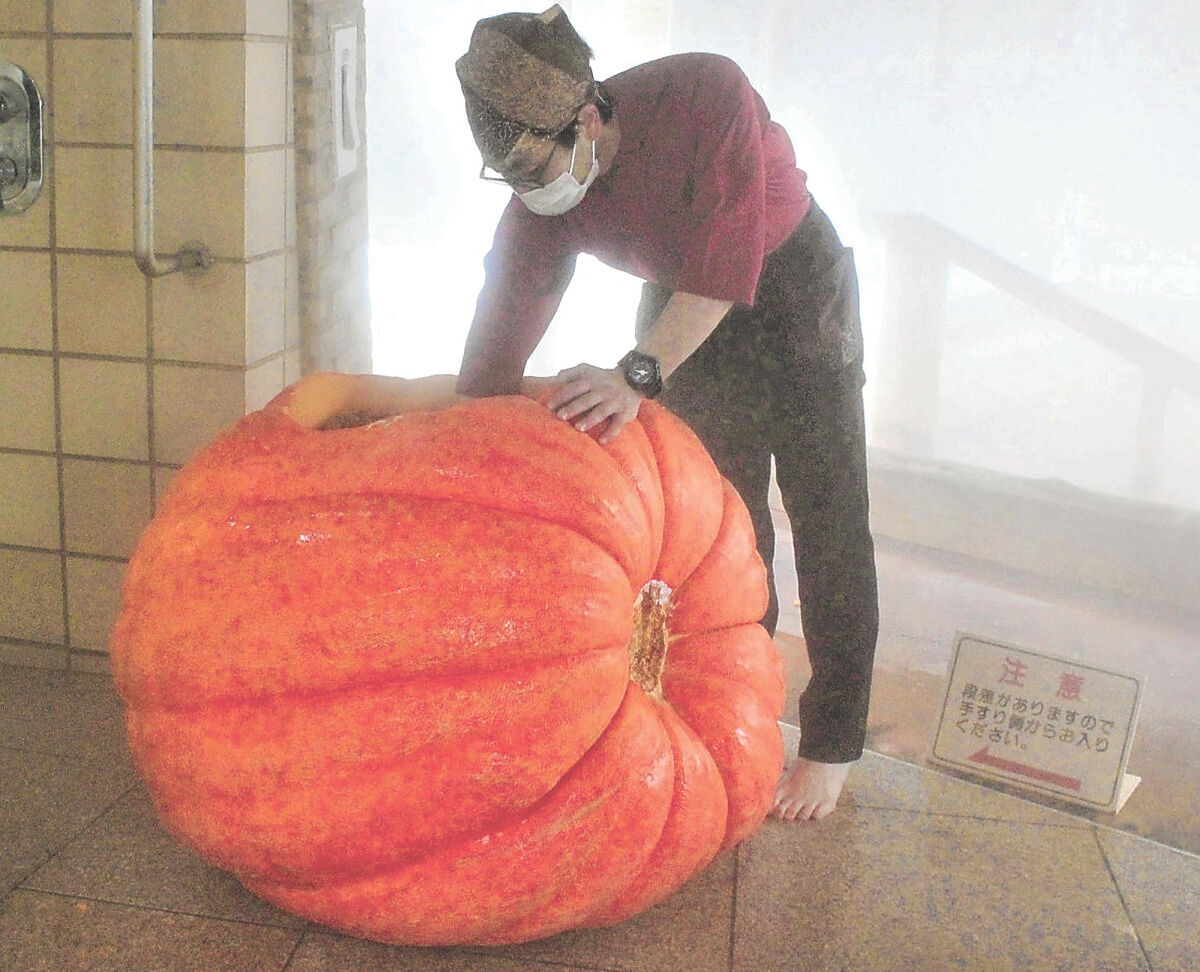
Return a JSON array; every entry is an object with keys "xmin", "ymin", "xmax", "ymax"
[{"xmin": 931, "ymin": 633, "xmax": 1144, "ymax": 812}]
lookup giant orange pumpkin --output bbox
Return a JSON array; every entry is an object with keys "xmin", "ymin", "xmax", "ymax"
[{"xmin": 110, "ymin": 372, "xmax": 784, "ymax": 946}]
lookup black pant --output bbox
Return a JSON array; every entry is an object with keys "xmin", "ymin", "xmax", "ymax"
[{"xmin": 635, "ymin": 201, "xmax": 878, "ymax": 762}]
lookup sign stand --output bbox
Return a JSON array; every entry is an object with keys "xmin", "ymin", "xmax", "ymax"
[{"xmin": 1112, "ymin": 772, "xmax": 1142, "ymax": 814}]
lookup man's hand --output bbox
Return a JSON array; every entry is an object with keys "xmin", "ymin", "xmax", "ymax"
[{"xmin": 544, "ymin": 363, "xmax": 643, "ymax": 445}]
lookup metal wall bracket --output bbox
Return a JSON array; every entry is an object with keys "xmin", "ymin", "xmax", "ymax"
[{"xmin": 0, "ymin": 62, "xmax": 44, "ymax": 215}]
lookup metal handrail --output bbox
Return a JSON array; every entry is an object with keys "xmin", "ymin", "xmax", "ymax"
[
  {"xmin": 133, "ymin": 0, "xmax": 210, "ymax": 277},
  {"xmin": 871, "ymin": 213, "xmax": 1200, "ymax": 397},
  {"xmin": 870, "ymin": 212, "xmax": 1200, "ymax": 498}
]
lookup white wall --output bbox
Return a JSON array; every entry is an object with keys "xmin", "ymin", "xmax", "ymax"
[{"xmin": 365, "ymin": 0, "xmax": 1200, "ymax": 509}]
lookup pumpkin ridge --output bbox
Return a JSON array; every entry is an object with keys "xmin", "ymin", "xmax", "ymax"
[
  {"xmin": 663, "ymin": 660, "xmax": 779, "ymax": 707},
  {"xmin": 118, "ymin": 605, "xmax": 632, "ymax": 711},
  {"xmin": 661, "ymin": 670, "xmax": 785, "ymax": 847},
  {"xmin": 152, "ymin": 763, "xmax": 636, "ymax": 887},
  {"xmin": 240, "ymin": 778, "xmax": 639, "ymax": 893},
  {"xmin": 661, "ymin": 626, "xmax": 785, "ymax": 713},
  {"xmin": 176, "ymin": 487, "xmax": 649, "ymax": 597},
  {"xmin": 130, "ymin": 648, "xmax": 634, "ymax": 883},
  {"xmin": 663, "ymin": 666, "xmax": 780, "ymax": 713},
  {"xmin": 581, "ymin": 417, "xmax": 665, "ymax": 582},
  {"xmin": 165, "ymin": 399, "xmax": 657, "ymax": 589},
  {"xmin": 460, "ymin": 686, "xmax": 676, "ymax": 944},
  {"xmin": 358, "ymin": 399, "xmax": 659, "ymax": 585},
  {"xmin": 245, "ymin": 684, "xmax": 672, "ymax": 898},
  {"xmin": 122, "ymin": 643, "xmax": 629, "ymax": 715},
  {"xmin": 633, "ymin": 403, "xmax": 724, "ymax": 588},
  {"xmin": 115, "ymin": 493, "xmax": 639, "ymax": 708},
  {"xmin": 581, "ymin": 697, "xmax": 727, "ymax": 926}
]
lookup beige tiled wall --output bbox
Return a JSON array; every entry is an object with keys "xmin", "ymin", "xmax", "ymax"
[{"xmin": 0, "ymin": 0, "xmax": 311, "ymax": 670}]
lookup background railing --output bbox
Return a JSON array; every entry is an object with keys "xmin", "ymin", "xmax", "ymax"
[{"xmin": 869, "ymin": 212, "xmax": 1200, "ymax": 501}]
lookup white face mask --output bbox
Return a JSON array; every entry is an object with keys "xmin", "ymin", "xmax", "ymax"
[{"xmin": 517, "ymin": 135, "xmax": 598, "ymax": 216}]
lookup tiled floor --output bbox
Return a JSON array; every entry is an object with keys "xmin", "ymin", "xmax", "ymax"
[{"xmin": 3, "ymin": 653, "xmax": 1199, "ymax": 970}]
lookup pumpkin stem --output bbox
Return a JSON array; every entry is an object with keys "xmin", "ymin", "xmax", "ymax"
[{"xmin": 629, "ymin": 580, "xmax": 673, "ymax": 699}]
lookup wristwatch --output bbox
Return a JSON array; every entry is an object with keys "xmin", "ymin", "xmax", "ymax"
[{"xmin": 618, "ymin": 349, "xmax": 663, "ymax": 399}]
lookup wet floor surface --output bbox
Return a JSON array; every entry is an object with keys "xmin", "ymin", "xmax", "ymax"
[{"xmin": 771, "ymin": 529, "xmax": 1200, "ymax": 860}]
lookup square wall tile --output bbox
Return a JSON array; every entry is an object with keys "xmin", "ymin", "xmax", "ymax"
[
  {"xmin": 245, "ymin": 42, "xmax": 288, "ymax": 148},
  {"xmin": 284, "ymin": 46, "xmax": 294, "ymax": 145},
  {"xmin": 0, "ymin": 250, "xmax": 52, "ymax": 351},
  {"xmin": 244, "ymin": 356, "xmax": 283, "ymax": 412},
  {"xmin": 246, "ymin": 253, "xmax": 286, "ymax": 364},
  {"xmin": 53, "ymin": 39, "xmax": 132, "ymax": 144},
  {"xmin": 59, "ymin": 358, "xmax": 149, "ymax": 460},
  {"xmin": 153, "ymin": 364, "xmax": 244, "ymax": 465},
  {"xmin": 155, "ymin": 0, "xmax": 246, "ymax": 34},
  {"xmin": 0, "ymin": 0, "xmax": 47, "ymax": 31},
  {"xmin": 0, "ymin": 548, "xmax": 65, "ymax": 644},
  {"xmin": 66, "ymin": 556, "xmax": 128, "ymax": 653},
  {"xmin": 156, "ymin": 150, "xmax": 244, "ymax": 260},
  {"xmin": 152, "ymin": 259, "xmax": 246, "ymax": 366},
  {"xmin": 153, "ymin": 464, "xmax": 177, "ymax": 508},
  {"xmin": 246, "ymin": 0, "xmax": 290, "ymax": 38},
  {"xmin": 155, "ymin": 39, "xmax": 245, "ymax": 148},
  {"xmin": 244, "ymin": 150, "xmax": 287, "ymax": 257},
  {"xmin": 0, "ymin": 41, "xmax": 47, "ymax": 100},
  {"xmin": 0, "ymin": 184, "xmax": 51, "ymax": 248},
  {"xmin": 284, "ymin": 147, "xmax": 296, "ymax": 248},
  {"xmin": 53, "ymin": 0, "xmax": 131, "ymax": 33},
  {"xmin": 57, "ymin": 254, "xmax": 147, "ymax": 358},
  {"xmin": 55, "ymin": 147, "xmax": 133, "ymax": 253},
  {"xmin": 285, "ymin": 249, "xmax": 299, "ymax": 348},
  {"xmin": 0, "ymin": 353, "xmax": 55, "ymax": 451},
  {"xmin": 63, "ymin": 458, "xmax": 153, "ymax": 558},
  {"xmin": 283, "ymin": 349, "xmax": 302, "ymax": 386},
  {"xmin": 0, "ymin": 453, "xmax": 59, "ymax": 549}
]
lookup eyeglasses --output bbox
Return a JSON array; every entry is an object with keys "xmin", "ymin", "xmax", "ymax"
[
  {"xmin": 478, "ymin": 161, "xmax": 545, "ymax": 194},
  {"xmin": 477, "ymin": 118, "xmax": 580, "ymax": 193}
]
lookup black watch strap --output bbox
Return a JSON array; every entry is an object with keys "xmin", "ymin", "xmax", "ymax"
[{"xmin": 618, "ymin": 350, "xmax": 663, "ymax": 399}]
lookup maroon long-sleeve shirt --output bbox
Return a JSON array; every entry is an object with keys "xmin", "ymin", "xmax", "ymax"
[{"xmin": 458, "ymin": 53, "xmax": 811, "ymax": 396}]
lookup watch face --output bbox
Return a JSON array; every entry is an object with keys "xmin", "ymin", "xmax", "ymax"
[
  {"xmin": 621, "ymin": 351, "xmax": 662, "ymax": 397},
  {"xmin": 629, "ymin": 361, "xmax": 653, "ymax": 383}
]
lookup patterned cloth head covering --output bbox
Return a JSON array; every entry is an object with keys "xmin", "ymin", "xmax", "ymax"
[{"xmin": 456, "ymin": 5, "xmax": 595, "ymax": 176}]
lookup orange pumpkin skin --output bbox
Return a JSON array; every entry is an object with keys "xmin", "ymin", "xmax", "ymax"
[{"xmin": 110, "ymin": 373, "xmax": 784, "ymax": 946}]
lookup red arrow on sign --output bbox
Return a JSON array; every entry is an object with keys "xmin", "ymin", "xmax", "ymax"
[{"xmin": 968, "ymin": 746, "xmax": 1083, "ymax": 792}]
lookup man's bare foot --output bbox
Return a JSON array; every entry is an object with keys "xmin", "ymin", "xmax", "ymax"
[{"xmin": 770, "ymin": 757, "xmax": 853, "ymax": 821}]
